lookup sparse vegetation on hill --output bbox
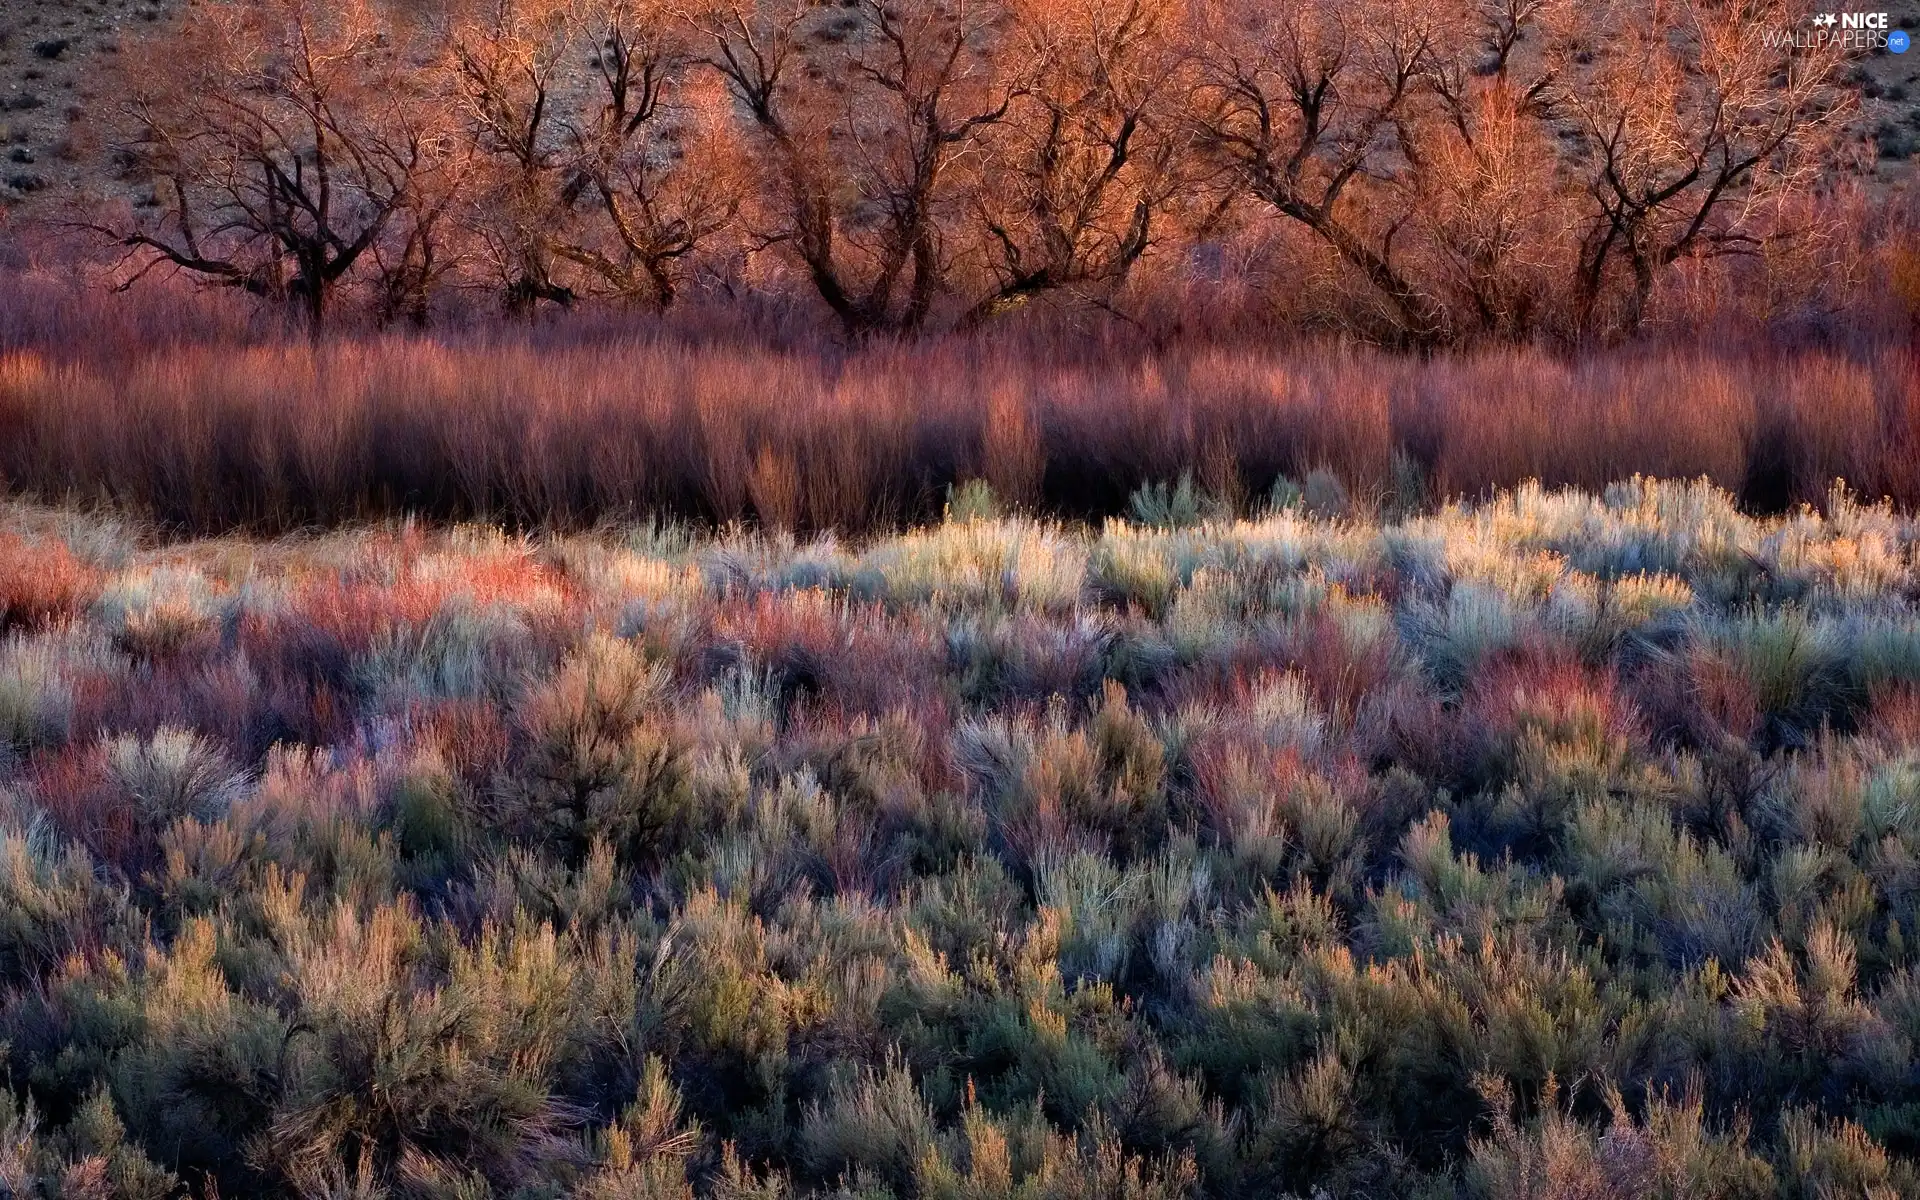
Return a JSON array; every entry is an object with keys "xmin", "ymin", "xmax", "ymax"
[{"xmin": 3, "ymin": 478, "xmax": 1920, "ymax": 1198}]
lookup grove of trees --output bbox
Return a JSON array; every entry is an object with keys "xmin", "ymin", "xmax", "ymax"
[{"xmin": 88, "ymin": 0, "xmax": 1862, "ymax": 345}]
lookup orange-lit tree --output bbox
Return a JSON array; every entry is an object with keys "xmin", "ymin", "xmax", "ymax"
[
  {"xmin": 1555, "ymin": 0, "xmax": 1853, "ymax": 335},
  {"xmin": 962, "ymin": 0, "xmax": 1197, "ymax": 325},
  {"xmin": 100, "ymin": 0, "xmax": 450, "ymax": 329},
  {"xmin": 1189, "ymin": 0, "xmax": 1460, "ymax": 344},
  {"xmin": 445, "ymin": 0, "xmax": 743, "ymax": 313},
  {"xmin": 555, "ymin": 0, "xmax": 746, "ymax": 309},
  {"xmin": 442, "ymin": 0, "xmax": 584, "ymax": 310},
  {"xmin": 679, "ymin": 0, "xmax": 1024, "ymax": 335},
  {"xmin": 1190, "ymin": 0, "xmax": 1852, "ymax": 345}
]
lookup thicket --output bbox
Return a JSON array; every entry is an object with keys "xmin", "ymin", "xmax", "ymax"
[
  {"xmin": 3, "ymin": 478, "xmax": 1920, "ymax": 1197},
  {"xmin": 1, "ymin": 314, "xmax": 1916, "ymax": 532}
]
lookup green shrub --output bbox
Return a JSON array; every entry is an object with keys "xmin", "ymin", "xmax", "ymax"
[
  {"xmin": 1128, "ymin": 475, "xmax": 1209, "ymax": 531},
  {"xmin": 513, "ymin": 634, "xmax": 693, "ymax": 863},
  {"xmin": 947, "ymin": 480, "xmax": 1005, "ymax": 524}
]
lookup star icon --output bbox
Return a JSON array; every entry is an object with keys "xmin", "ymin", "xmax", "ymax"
[{"xmin": 1812, "ymin": 12, "xmax": 1838, "ymax": 25}]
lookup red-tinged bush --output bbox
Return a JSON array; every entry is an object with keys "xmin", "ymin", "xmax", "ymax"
[
  {"xmin": 1465, "ymin": 647, "xmax": 1644, "ymax": 767},
  {"xmin": 1188, "ymin": 724, "xmax": 1375, "ymax": 884},
  {"xmin": 71, "ymin": 657, "xmax": 259, "ymax": 756},
  {"xmin": 1635, "ymin": 645, "xmax": 1765, "ymax": 751},
  {"xmin": 1463, "ymin": 647, "xmax": 1651, "ymax": 850},
  {"xmin": 1276, "ymin": 613, "xmax": 1403, "ymax": 724},
  {"xmin": 1866, "ymin": 685, "xmax": 1920, "ymax": 750},
  {"xmin": 711, "ymin": 592, "xmax": 947, "ymax": 719},
  {"xmin": 1188, "ymin": 737, "xmax": 1307, "ymax": 850},
  {"xmin": 1354, "ymin": 677, "xmax": 1473, "ymax": 785},
  {"xmin": 779, "ymin": 701, "xmax": 959, "ymax": 811},
  {"xmin": 412, "ymin": 698, "xmax": 513, "ymax": 787},
  {"xmin": 258, "ymin": 674, "xmax": 360, "ymax": 754},
  {"xmin": 0, "ymin": 534, "xmax": 99, "ymax": 635},
  {"xmin": 26, "ymin": 727, "xmax": 245, "ymax": 876},
  {"xmin": 27, "ymin": 744, "xmax": 134, "ymax": 870}
]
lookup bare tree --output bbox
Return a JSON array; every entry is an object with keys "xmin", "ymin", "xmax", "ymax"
[
  {"xmin": 961, "ymin": 0, "xmax": 1194, "ymax": 325},
  {"xmin": 82, "ymin": 0, "xmax": 1862, "ymax": 342},
  {"xmin": 1190, "ymin": 0, "xmax": 1852, "ymax": 345},
  {"xmin": 1554, "ymin": 0, "xmax": 1852, "ymax": 335},
  {"xmin": 1402, "ymin": 0, "xmax": 1575, "ymax": 340},
  {"xmin": 550, "ymin": 0, "xmax": 745, "ymax": 308},
  {"xmin": 444, "ymin": 0, "xmax": 742, "ymax": 312},
  {"xmin": 100, "ymin": 0, "xmax": 446, "ymax": 329},
  {"xmin": 368, "ymin": 143, "xmax": 473, "ymax": 327},
  {"xmin": 1190, "ymin": 0, "xmax": 1457, "ymax": 345},
  {"xmin": 680, "ymin": 0, "xmax": 1022, "ymax": 335},
  {"xmin": 1406, "ymin": 83, "xmax": 1573, "ymax": 339},
  {"xmin": 443, "ymin": 0, "xmax": 584, "ymax": 311}
]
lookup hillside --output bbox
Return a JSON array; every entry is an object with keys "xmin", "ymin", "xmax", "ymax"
[
  {"xmin": 0, "ymin": 0, "xmax": 172, "ymax": 211},
  {"xmin": 5, "ymin": 0, "xmax": 1920, "ymax": 220}
]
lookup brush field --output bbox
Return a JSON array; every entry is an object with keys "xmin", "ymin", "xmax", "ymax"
[{"xmin": 4, "ymin": 478, "xmax": 1920, "ymax": 1197}]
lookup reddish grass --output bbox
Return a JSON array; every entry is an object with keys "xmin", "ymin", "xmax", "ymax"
[
  {"xmin": 27, "ymin": 745, "xmax": 139, "ymax": 871},
  {"xmin": 0, "ymin": 533, "xmax": 100, "ymax": 633},
  {"xmin": 1632, "ymin": 647, "xmax": 1765, "ymax": 750},
  {"xmin": 1276, "ymin": 614, "xmax": 1403, "ymax": 721},
  {"xmin": 3, "ymin": 320, "xmax": 1916, "ymax": 532},
  {"xmin": 1356, "ymin": 678, "xmax": 1476, "ymax": 785},
  {"xmin": 1866, "ymin": 685, "xmax": 1920, "ymax": 749},
  {"xmin": 412, "ymin": 698, "xmax": 514, "ymax": 785},
  {"xmin": 1465, "ymin": 646, "xmax": 1642, "ymax": 743},
  {"xmin": 710, "ymin": 593, "xmax": 948, "ymax": 719},
  {"xmin": 73, "ymin": 656, "xmax": 280, "ymax": 762}
]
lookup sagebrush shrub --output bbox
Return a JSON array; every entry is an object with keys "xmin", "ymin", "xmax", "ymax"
[
  {"xmin": 101, "ymin": 727, "xmax": 245, "ymax": 829},
  {"xmin": 513, "ymin": 633, "xmax": 691, "ymax": 862}
]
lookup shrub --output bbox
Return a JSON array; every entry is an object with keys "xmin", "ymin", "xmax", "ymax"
[
  {"xmin": 1469, "ymin": 1078, "xmax": 1774, "ymax": 1200},
  {"xmin": 1128, "ymin": 475, "xmax": 1211, "ymax": 531},
  {"xmin": 1776, "ymin": 1108, "xmax": 1919, "ymax": 1199},
  {"xmin": 802, "ymin": 1056, "xmax": 938, "ymax": 1194},
  {"xmin": 512, "ymin": 634, "xmax": 692, "ymax": 862},
  {"xmin": 95, "ymin": 566, "xmax": 223, "ymax": 663},
  {"xmin": 1090, "ymin": 533, "xmax": 1180, "ymax": 618},
  {"xmin": 0, "ymin": 533, "xmax": 98, "ymax": 634},
  {"xmin": 946, "ymin": 480, "xmax": 1005, "ymax": 523},
  {"xmin": 100, "ymin": 727, "xmax": 246, "ymax": 829},
  {"xmin": 574, "ymin": 1057, "xmax": 702, "ymax": 1200},
  {"xmin": 1696, "ymin": 610, "xmax": 1851, "ymax": 743},
  {"xmin": 0, "ymin": 818, "xmax": 135, "ymax": 985},
  {"xmin": 0, "ymin": 632, "xmax": 78, "ymax": 757}
]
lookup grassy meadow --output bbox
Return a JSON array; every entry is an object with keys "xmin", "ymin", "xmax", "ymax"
[{"xmin": 4, "ymin": 476, "xmax": 1920, "ymax": 1198}]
